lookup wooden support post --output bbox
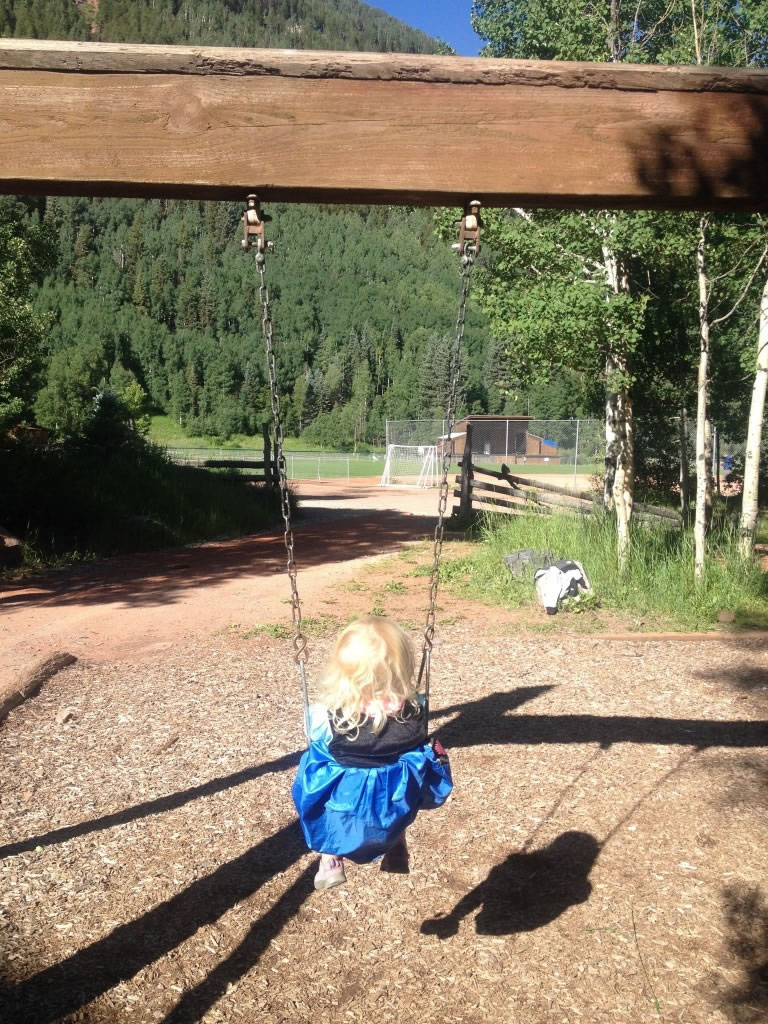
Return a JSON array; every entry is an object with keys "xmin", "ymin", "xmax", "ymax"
[
  {"xmin": 0, "ymin": 40, "xmax": 767, "ymax": 210},
  {"xmin": 459, "ymin": 423, "xmax": 474, "ymax": 518},
  {"xmin": 262, "ymin": 423, "xmax": 275, "ymax": 490}
]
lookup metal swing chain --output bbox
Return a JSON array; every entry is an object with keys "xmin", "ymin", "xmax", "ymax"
[
  {"xmin": 417, "ymin": 201, "xmax": 482, "ymax": 713},
  {"xmin": 242, "ymin": 194, "xmax": 310, "ymax": 739}
]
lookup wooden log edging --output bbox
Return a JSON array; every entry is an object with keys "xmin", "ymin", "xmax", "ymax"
[{"xmin": 0, "ymin": 652, "xmax": 77, "ymax": 725}]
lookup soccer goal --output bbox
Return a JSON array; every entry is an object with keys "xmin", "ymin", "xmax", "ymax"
[{"xmin": 380, "ymin": 444, "xmax": 438, "ymax": 488}]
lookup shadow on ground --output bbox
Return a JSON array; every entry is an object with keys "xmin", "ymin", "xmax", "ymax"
[
  {"xmin": 0, "ymin": 507, "xmax": 435, "ymax": 611},
  {"xmin": 696, "ymin": 664, "xmax": 768, "ymax": 695},
  {"xmin": 0, "ymin": 821, "xmax": 309, "ymax": 1024},
  {"xmin": 421, "ymin": 831, "xmax": 600, "ymax": 938},
  {"xmin": 0, "ymin": 751, "xmax": 302, "ymax": 860},
  {"xmin": 717, "ymin": 882, "xmax": 768, "ymax": 1023},
  {"xmin": 431, "ymin": 688, "xmax": 768, "ymax": 749},
  {"xmin": 4, "ymin": 684, "xmax": 768, "ymax": 1022}
]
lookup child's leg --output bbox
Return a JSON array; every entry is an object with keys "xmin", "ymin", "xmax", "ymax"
[
  {"xmin": 380, "ymin": 830, "xmax": 409, "ymax": 873},
  {"xmin": 314, "ymin": 853, "xmax": 347, "ymax": 890}
]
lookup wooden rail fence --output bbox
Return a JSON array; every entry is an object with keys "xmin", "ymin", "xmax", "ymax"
[
  {"xmin": 166, "ymin": 424, "xmax": 278, "ymax": 486},
  {"xmin": 455, "ymin": 423, "xmax": 680, "ymax": 526}
]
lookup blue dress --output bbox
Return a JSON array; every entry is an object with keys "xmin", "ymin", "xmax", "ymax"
[{"xmin": 292, "ymin": 703, "xmax": 453, "ymax": 863}]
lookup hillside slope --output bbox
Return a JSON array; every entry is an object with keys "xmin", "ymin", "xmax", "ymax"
[{"xmin": 2, "ymin": 1, "xmax": 495, "ymax": 447}]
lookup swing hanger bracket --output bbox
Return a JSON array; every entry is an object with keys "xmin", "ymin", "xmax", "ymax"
[
  {"xmin": 241, "ymin": 193, "xmax": 274, "ymax": 255},
  {"xmin": 451, "ymin": 199, "xmax": 482, "ymax": 260}
]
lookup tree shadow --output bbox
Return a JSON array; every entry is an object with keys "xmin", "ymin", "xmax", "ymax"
[
  {"xmin": 431, "ymin": 690, "xmax": 768, "ymax": 750},
  {"xmin": 630, "ymin": 93, "xmax": 768, "ymax": 211},
  {"xmin": 696, "ymin": 665, "xmax": 768, "ymax": 695},
  {"xmin": 0, "ymin": 506, "xmax": 435, "ymax": 611},
  {"xmin": 0, "ymin": 820, "xmax": 309, "ymax": 1024},
  {"xmin": 0, "ymin": 749, "xmax": 301, "ymax": 860},
  {"xmin": 421, "ymin": 831, "xmax": 600, "ymax": 938},
  {"xmin": 717, "ymin": 882, "xmax": 768, "ymax": 1023}
]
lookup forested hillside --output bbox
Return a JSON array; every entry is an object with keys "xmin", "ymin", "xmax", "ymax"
[
  {"xmin": 32, "ymin": 199, "xmax": 494, "ymax": 445},
  {"xmin": 1, "ymin": 0, "xmax": 510, "ymax": 449},
  {"xmin": 1, "ymin": 0, "xmax": 438, "ymax": 53}
]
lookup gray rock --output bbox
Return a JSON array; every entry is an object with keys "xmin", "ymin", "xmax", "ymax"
[
  {"xmin": 0, "ymin": 523, "xmax": 23, "ymax": 568},
  {"xmin": 504, "ymin": 549, "xmax": 557, "ymax": 579}
]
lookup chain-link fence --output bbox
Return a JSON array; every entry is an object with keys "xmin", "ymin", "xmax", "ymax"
[
  {"xmin": 164, "ymin": 447, "xmax": 383, "ymax": 479},
  {"xmin": 385, "ymin": 419, "xmax": 448, "ymax": 449},
  {"xmin": 386, "ymin": 418, "xmax": 603, "ymax": 477}
]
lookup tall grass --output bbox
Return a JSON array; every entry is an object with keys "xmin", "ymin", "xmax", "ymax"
[
  {"xmin": 440, "ymin": 511, "xmax": 768, "ymax": 631},
  {"xmin": 2, "ymin": 440, "xmax": 282, "ymax": 569}
]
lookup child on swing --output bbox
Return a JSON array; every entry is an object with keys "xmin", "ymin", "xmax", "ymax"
[{"xmin": 292, "ymin": 615, "xmax": 453, "ymax": 890}]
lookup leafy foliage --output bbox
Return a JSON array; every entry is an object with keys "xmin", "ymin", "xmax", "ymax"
[
  {"xmin": 471, "ymin": 0, "xmax": 768, "ymax": 502},
  {"xmin": 0, "ymin": 198, "xmax": 54, "ymax": 430}
]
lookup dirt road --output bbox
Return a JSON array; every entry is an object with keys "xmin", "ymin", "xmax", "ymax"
[{"xmin": 0, "ymin": 481, "xmax": 441, "ymax": 688}]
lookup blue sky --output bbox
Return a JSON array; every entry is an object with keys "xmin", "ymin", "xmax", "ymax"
[{"xmin": 370, "ymin": 2, "xmax": 484, "ymax": 57}]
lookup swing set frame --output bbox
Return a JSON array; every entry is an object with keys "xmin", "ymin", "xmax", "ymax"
[{"xmin": 1, "ymin": 39, "xmax": 767, "ymax": 210}]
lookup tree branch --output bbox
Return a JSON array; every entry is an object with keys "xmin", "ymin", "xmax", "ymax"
[{"xmin": 711, "ymin": 245, "xmax": 768, "ymax": 326}]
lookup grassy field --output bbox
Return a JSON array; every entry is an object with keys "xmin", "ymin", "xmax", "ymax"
[
  {"xmin": 151, "ymin": 418, "xmax": 604, "ymax": 482},
  {"xmin": 439, "ymin": 509, "xmax": 768, "ymax": 631},
  {"xmin": 282, "ymin": 454, "xmax": 383, "ymax": 479},
  {"xmin": 149, "ymin": 415, "xmax": 383, "ymax": 455}
]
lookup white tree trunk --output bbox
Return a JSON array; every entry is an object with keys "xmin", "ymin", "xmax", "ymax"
[
  {"xmin": 602, "ymin": 242, "xmax": 634, "ymax": 567},
  {"xmin": 604, "ymin": 368, "xmax": 618, "ymax": 512},
  {"xmin": 694, "ymin": 218, "xmax": 711, "ymax": 580},
  {"xmin": 679, "ymin": 404, "xmax": 691, "ymax": 524},
  {"xmin": 739, "ymin": 275, "xmax": 768, "ymax": 558},
  {"xmin": 612, "ymin": 359, "xmax": 634, "ymax": 567},
  {"xmin": 704, "ymin": 410, "xmax": 713, "ymax": 525}
]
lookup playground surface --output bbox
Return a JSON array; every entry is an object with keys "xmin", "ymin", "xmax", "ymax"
[{"xmin": 1, "ymin": 479, "xmax": 767, "ymax": 1023}]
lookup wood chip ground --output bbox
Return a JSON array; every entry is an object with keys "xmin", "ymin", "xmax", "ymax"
[{"xmin": 1, "ymin": 542, "xmax": 767, "ymax": 1022}]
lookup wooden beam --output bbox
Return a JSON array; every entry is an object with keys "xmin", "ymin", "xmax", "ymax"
[{"xmin": 1, "ymin": 39, "xmax": 767, "ymax": 209}]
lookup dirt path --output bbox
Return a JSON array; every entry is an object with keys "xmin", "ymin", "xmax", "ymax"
[{"xmin": 0, "ymin": 481, "xmax": 441, "ymax": 689}]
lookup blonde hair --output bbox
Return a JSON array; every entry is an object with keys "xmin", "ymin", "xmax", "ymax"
[{"xmin": 320, "ymin": 616, "xmax": 419, "ymax": 735}]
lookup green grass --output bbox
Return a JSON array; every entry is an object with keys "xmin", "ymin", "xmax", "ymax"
[
  {"xmin": 240, "ymin": 615, "xmax": 342, "ymax": 639},
  {"xmin": 150, "ymin": 414, "xmax": 324, "ymax": 451},
  {"xmin": 280, "ymin": 454, "xmax": 382, "ymax": 479},
  {"xmin": 439, "ymin": 510, "xmax": 768, "ymax": 631},
  {"xmin": 152, "ymin": 416, "xmax": 385, "ymax": 479},
  {"xmin": 149, "ymin": 414, "xmax": 385, "ymax": 455},
  {"xmin": 1, "ymin": 439, "xmax": 282, "ymax": 570}
]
